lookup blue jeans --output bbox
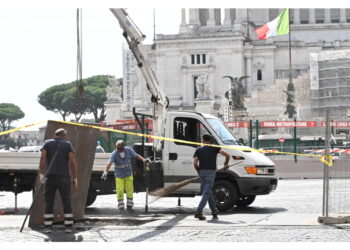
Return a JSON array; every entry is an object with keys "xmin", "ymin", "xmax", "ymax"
[{"xmin": 196, "ymin": 170, "xmax": 218, "ymax": 213}]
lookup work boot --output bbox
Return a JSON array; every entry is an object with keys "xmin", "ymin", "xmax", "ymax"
[
  {"xmin": 127, "ymin": 206, "xmax": 135, "ymax": 213},
  {"xmin": 65, "ymin": 225, "xmax": 75, "ymax": 233},
  {"xmin": 119, "ymin": 208, "xmax": 125, "ymax": 214},
  {"xmin": 194, "ymin": 212, "xmax": 206, "ymax": 220},
  {"xmin": 41, "ymin": 226, "xmax": 52, "ymax": 234},
  {"xmin": 212, "ymin": 211, "xmax": 219, "ymax": 220}
]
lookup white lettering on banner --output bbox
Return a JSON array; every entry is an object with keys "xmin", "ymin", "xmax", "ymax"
[
  {"xmin": 321, "ymin": 121, "xmax": 350, "ymax": 127},
  {"xmin": 265, "ymin": 122, "xmax": 276, "ymax": 127},
  {"xmin": 260, "ymin": 121, "xmax": 317, "ymax": 127},
  {"xmin": 122, "ymin": 44, "xmax": 135, "ymax": 112},
  {"xmin": 224, "ymin": 121, "xmax": 249, "ymax": 128},
  {"xmin": 122, "ymin": 125, "xmax": 136, "ymax": 130}
]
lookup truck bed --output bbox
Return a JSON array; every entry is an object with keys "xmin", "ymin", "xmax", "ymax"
[{"xmin": 0, "ymin": 152, "xmax": 110, "ymax": 172}]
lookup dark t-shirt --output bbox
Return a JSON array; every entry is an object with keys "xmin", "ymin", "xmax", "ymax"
[
  {"xmin": 41, "ymin": 138, "xmax": 74, "ymax": 176},
  {"xmin": 193, "ymin": 146, "xmax": 221, "ymax": 170}
]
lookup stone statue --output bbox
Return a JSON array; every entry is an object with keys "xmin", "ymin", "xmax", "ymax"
[
  {"xmin": 106, "ymin": 76, "xmax": 122, "ymax": 102},
  {"xmin": 223, "ymin": 75, "xmax": 249, "ymax": 109},
  {"xmin": 196, "ymin": 74, "xmax": 211, "ymax": 99},
  {"xmin": 283, "ymin": 90, "xmax": 294, "ymax": 103},
  {"xmin": 283, "ymin": 90, "xmax": 296, "ymax": 119}
]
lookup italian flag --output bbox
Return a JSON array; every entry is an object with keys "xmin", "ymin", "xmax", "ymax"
[{"xmin": 256, "ymin": 9, "xmax": 289, "ymax": 40}]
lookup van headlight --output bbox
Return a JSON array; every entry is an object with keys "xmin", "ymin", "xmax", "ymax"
[{"xmin": 244, "ymin": 166, "xmax": 274, "ymax": 175}]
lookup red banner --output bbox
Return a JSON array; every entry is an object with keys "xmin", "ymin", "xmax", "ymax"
[
  {"xmin": 260, "ymin": 121, "xmax": 318, "ymax": 128},
  {"xmin": 321, "ymin": 121, "xmax": 350, "ymax": 127},
  {"xmin": 224, "ymin": 121, "xmax": 250, "ymax": 128}
]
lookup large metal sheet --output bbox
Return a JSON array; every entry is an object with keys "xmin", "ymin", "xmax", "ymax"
[{"xmin": 29, "ymin": 120, "xmax": 99, "ymax": 228}]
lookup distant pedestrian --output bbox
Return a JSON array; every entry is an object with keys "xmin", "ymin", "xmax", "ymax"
[
  {"xmin": 102, "ymin": 140, "xmax": 150, "ymax": 213},
  {"xmin": 39, "ymin": 128, "xmax": 78, "ymax": 233},
  {"xmin": 193, "ymin": 134, "xmax": 230, "ymax": 220}
]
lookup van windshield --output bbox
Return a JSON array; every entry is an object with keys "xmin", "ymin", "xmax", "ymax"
[{"xmin": 206, "ymin": 118, "xmax": 238, "ymax": 145}]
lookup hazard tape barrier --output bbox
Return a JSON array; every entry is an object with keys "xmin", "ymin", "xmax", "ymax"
[
  {"xmin": 0, "ymin": 121, "xmax": 46, "ymax": 136},
  {"xmin": 0, "ymin": 120, "xmax": 335, "ymax": 166}
]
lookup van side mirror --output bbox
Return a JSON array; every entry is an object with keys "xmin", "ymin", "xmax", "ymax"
[{"xmin": 238, "ymin": 138, "xmax": 245, "ymax": 145}]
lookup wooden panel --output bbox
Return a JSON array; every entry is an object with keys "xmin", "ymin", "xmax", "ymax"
[{"xmin": 29, "ymin": 120, "xmax": 99, "ymax": 228}]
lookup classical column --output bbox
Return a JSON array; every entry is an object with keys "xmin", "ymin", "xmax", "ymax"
[
  {"xmin": 189, "ymin": 8, "xmax": 200, "ymax": 25},
  {"xmin": 181, "ymin": 67, "xmax": 188, "ymax": 106},
  {"xmin": 179, "ymin": 8, "xmax": 187, "ymax": 33},
  {"xmin": 324, "ymin": 9, "xmax": 331, "ymax": 23},
  {"xmin": 223, "ymin": 8, "xmax": 232, "ymax": 26},
  {"xmin": 233, "ymin": 8, "xmax": 245, "ymax": 34},
  {"xmin": 340, "ymin": 9, "xmax": 347, "ymax": 23},
  {"xmin": 264, "ymin": 8, "xmax": 270, "ymax": 23},
  {"xmin": 207, "ymin": 8, "xmax": 216, "ymax": 27},
  {"xmin": 246, "ymin": 56, "xmax": 252, "ymax": 96},
  {"xmin": 293, "ymin": 8, "xmax": 300, "ymax": 24},
  {"xmin": 208, "ymin": 69, "xmax": 214, "ymax": 100},
  {"xmin": 234, "ymin": 8, "xmax": 244, "ymax": 23},
  {"xmin": 215, "ymin": 9, "xmax": 222, "ymax": 25},
  {"xmin": 309, "ymin": 9, "xmax": 316, "ymax": 24}
]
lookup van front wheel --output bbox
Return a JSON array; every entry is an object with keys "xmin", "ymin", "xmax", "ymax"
[{"xmin": 213, "ymin": 180, "xmax": 238, "ymax": 212}]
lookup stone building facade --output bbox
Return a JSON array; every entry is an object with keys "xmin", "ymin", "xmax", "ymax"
[{"xmin": 116, "ymin": 8, "xmax": 350, "ymax": 136}]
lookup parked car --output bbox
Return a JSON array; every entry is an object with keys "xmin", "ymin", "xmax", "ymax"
[{"xmin": 18, "ymin": 146, "xmax": 41, "ymax": 152}]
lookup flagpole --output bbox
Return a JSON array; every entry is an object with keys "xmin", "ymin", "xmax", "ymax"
[
  {"xmin": 288, "ymin": 9, "xmax": 292, "ymax": 84},
  {"xmin": 287, "ymin": 9, "xmax": 297, "ymax": 162},
  {"xmin": 288, "ymin": 8, "xmax": 293, "ymax": 91}
]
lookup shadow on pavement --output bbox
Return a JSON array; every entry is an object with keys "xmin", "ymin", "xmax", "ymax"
[
  {"xmin": 85, "ymin": 206, "xmax": 194, "ymax": 216},
  {"xmin": 43, "ymin": 231, "xmax": 84, "ymax": 242},
  {"xmin": 0, "ymin": 207, "xmax": 28, "ymax": 215},
  {"xmin": 231, "ymin": 206, "xmax": 287, "ymax": 214},
  {"xmin": 207, "ymin": 219, "xmax": 244, "ymax": 225},
  {"xmin": 85, "ymin": 207, "xmax": 118, "ymax": 216},
  {"xmin": 28, "ymin": 226, "xmax": 85, "ymax": 242},
  {"xmin": 124, "ymin": 214, "xmax": 189, "ymax": 242}
]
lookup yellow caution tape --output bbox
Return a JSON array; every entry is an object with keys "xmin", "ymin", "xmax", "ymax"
[
  {"xmin": 1, "ymin": 119, "xmax": 333, "ymax": 166},
  {"xmin": 52, "ymin": 120, "xmax": 333, "ymax": 166},
  {"xmin": 320, "ymin": 155, "xmax": 333, "ymax": 167},
  {"xmin": 0, "ymin": 121, "xmax": 46, "ymax": 136}
]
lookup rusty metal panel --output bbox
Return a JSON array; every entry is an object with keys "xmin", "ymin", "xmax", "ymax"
[{"xmin": 29, "ymin": 120, "xmax": 99, "ymax": 228}]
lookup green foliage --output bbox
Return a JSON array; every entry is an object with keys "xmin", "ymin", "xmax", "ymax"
[
  {"xmin": 38, "ymin": 84, "xmax": 71, "ymax": 120},
  {"xmin": 38, "ymin": 75, "xmax": 117, "ymax": 122},
  {"xmin": 4, "ymin": 137, "xmax": 17, "ymax": 149},
  {"xmin": 0, "ymin": 103, "xmax": 25, "ymax": 142}
]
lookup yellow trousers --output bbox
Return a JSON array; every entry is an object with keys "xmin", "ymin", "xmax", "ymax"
[{"xmin": 115, "ymin": 176, "xmax": 134, "ymax": 201}]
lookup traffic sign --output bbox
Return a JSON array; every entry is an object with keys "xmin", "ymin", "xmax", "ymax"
[{"xmin": 279, "ymin": 138, "xmax": 285, "ymax": 143}]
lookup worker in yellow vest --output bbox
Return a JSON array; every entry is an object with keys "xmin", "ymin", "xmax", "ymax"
[{"xmin": 102, "ymin": 140, "xmax": 149, "ymax": 213}]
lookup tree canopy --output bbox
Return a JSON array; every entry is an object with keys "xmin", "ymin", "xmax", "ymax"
[
  {"xmin": 38, "ymin": 83, "xmax": 71, "ymax": 120},
  {"xmin": 38, "ymin": 75, "xmax": 118, "ymax": 122},
  {"xmin": 0, "ymin": 103, "xmax": 25, "ymax": 140}
]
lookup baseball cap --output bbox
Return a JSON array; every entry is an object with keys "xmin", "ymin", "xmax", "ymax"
[{"xmin": 55, "ymin": 128, "xmax": 67, "ymax": 136}]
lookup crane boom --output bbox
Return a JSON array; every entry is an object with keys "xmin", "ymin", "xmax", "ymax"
[{"xmin": 110, "ymin": 8, "xmax": 169, "ymax": 150}]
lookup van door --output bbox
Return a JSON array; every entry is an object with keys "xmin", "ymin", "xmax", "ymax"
[{"xmin": 166, "ymin": 114, "xmax": 216, "ymax": 194}]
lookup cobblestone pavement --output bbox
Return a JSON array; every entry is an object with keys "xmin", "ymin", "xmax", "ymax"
[{"xmin": 1, "ymin": 179, "xmax": 350, "ymax": 242}]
